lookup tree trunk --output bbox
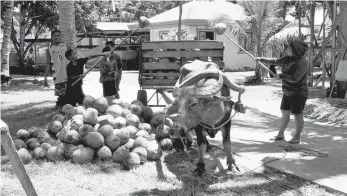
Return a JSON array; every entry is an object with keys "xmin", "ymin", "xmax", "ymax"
[
  {"xmin": 177, "ymin": 3, "xmax": 183, "ymax": 41},
  {"xmin": 1, "ymin": 1, "xmax": 14, "ymax": 81},
  {"xmin": 59, "ymin": 1, "xmax": 76, "ymax": 49},
  {"xmin": 19, "ymin": 11, "xmax": 26, "ymax": 71}
]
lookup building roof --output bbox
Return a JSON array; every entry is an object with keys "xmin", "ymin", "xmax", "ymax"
[{"xmin": 143, "ymin": 0, "xmax": 246, "ymax": 27}]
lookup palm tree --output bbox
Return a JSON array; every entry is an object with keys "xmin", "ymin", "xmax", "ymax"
[
  {"xmin": 211, "ymin": 0, "xmax": 285, "ymax": 80},
  {"xmin": 1, "ymin": 0, "xmax": 14, "ymax": 83},
  {"xmin": 58, "ymin": 1, "xmax": 76, "ymax": 49},
  {"xmin": 178, "ymin": 3, "xmax": 183, "ymax": 41}
]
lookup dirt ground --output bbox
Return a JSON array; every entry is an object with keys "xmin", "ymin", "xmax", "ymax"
[{"xmin": 1, "ymin": 71, "xmax": 346, "ymax": 196}]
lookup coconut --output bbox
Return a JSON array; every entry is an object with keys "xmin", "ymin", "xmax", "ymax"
[
  {"xmin": 112, "ymin": 146, "xmax": 129, "ymax": 163},
  {"xmin": 97, "ymin": 146, "xmax": 112, "ymax": 161},
  {"xmin": 83, "ymin": 95, "xmax": 95, "ymax": 108},
  {"xmin": 106, "ymin": 105, "xmax": 123, "ymax": 118},
  {"xmin": 41, "ymin": 143, "xmax": 53, "ymax": 151},
  {"xmin": 124, "ymin": 126, "xmax": 138, "ymax": 139},
  {"xmin": 122, "ymin": 152, "xmax": 141, "ymax": 170},
  {"xmin": 14, "ymin": 139, "xmax": 27, "ymax": 150},
  {"xmin": 64, "ymin": 130, "xmax": 82, "ymax": 145},
  {"xmin": 33, "ymin": 147, "xmax": 47, "ymax": 159},
  {"xmin": 133, "ymin": 136, "xmax": 149, "ymax": 149},
  {"xmin": 160, "ymin": 138, "xmax": 173, "ymax": 151},
  {"xmin": 17, "ymin": 129, "xmax": 30, "ymax": 140},
  {"xmin": 46, "ymin": 146, "xmax": 64, "ymax": 162},
  {"xmin": 78, "ymin": 124, "xmax": 94, "ymax": 138},
  {"xmin": 138, "ymin": 123, "xmax": 151, "ymax": 133},
  {"xmin": 125, "ymin": 114, "xmax": 140, "ymax": 127},
  {"xmin": 83, "ymin": 132, "xmax": 104, "ymax": 149},
  {"xmin": 70, "ymin": 118, "xmax": 84, "ymax": 131},
  {"xmin": 52, "ymin": 114, "xmax": 66, "ymax": 124},
  {"xmin": 121, "ymin": 108, "xmax": 132, "ymax": 118},
  {"xmin": 72, "ymin": 147, "xmax": 95, "ymax": 164},
  {"xmin": 131, "ymin": 147, "xmax": 147, "ymax": 163},
  {"xmin": 114, "ymin": 117, "xmax": 126, "ymax": 129},
  {"xmin": 97, "ymin": 125, "xmax": 114, "ymax": 139},
  {"xmin": 105, "ymin": 134, "xmax": 121, "ymax": 151},
  {"xmin": 48, "ymin": 121, "xmax": 63, "ymax": 135},
  {"xmin": 155, "ymin": 125, "xmax": 171, "ymax": 141},
  {"xmin": 76, "ymin": 106, "xmax": 87, "ymax": 115},
  {"xmin": 83, "ymin": 108, "xmax": 99, "ymax": 125},
  {"xmin": 26, "ymin": 138, "xmax": 41, "ymax": 149},
  {"xmin": 94, "ymin": 97, "xmax": 109, "ymax": 114},
  {"xmin": 129, "ymin": 104, "xmax": 142, "ymax": 116},
  {"xmin": 17, "ymin": 148, "xmax": 32, "ymax": 164},
  {"xmin": 116, "ymin": 128, "xmax": 130, "ymax": 145},
  {"xmin": 135, "ymin": 130, "xmax": 150, "ymax": 139},
  {"xmin": 124, "ymin": 138, "xmax": 135, "ymax": 150}
]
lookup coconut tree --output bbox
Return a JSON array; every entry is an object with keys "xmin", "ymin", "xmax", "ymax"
[
  {"xmin": 59, "ymin": 1, "xmax": 76, "ymax": 49},
  {"xmin": 1, "ymin": 0, "xmax": 14, "ymax": 84},
  {"xmin": 211, "ymin": 0, "xmax": 285, "ymax": 80}
]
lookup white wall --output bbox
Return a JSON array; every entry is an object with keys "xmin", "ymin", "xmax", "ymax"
[{"xmin": 149, "ymin": 25, "xmax": 256, "ymax": 70}]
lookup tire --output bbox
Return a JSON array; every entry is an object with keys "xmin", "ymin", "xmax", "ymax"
[{"xmin": 137, "ymin": 90, "xmax": 147, "ymax": 106}]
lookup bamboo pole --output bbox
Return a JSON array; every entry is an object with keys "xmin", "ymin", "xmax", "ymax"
[
  {"xmin": 0, "ymin": 120, "xmax": 38, "ymax": 196},
  {"xmin": 322, "ymin": 3, "xmax": 326, "ymax": 88},
  {"xmin": 309, "ymin": 2, "xmax": 315, "ymax": 87}
]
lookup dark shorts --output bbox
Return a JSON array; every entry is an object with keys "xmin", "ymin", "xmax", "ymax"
[
  {"xmin": 54, "ymin": 82, "xmax": 66, "ymax": 97},
  {"xmin": 280, "ymin": 94, "xmax": 307, "ymax": 114},
  {"xmin": 102, "ymin": 80, "xmax": 117, "ymax": 97}
]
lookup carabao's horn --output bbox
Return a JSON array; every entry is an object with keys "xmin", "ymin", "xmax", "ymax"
[{"xmin": 221, "ymin": 72, "xmax": 245, "ymax": 93}]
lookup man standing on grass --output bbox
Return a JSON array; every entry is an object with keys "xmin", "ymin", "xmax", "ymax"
[{"xmin": 44, "ymin": 29, "xmax": 69, "ymax": 110}]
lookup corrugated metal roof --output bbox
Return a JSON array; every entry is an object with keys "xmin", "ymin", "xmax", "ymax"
[{"xmin": 96, "ymin": 22, "xmax": 136, "ymax": 31}]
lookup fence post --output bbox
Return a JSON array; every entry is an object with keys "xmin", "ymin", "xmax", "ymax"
[{"xmin": 0, "ymin": 119, "xmax": 38, "ymax": 196}]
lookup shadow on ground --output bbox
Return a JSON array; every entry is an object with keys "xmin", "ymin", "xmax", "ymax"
[{"xmin": 130, "ymin": 147, "xmax": 313, "ymax": 196}]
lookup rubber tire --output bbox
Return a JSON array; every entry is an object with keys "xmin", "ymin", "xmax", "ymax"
[{"xmin": 137, "ymin": 90, "xmax": 147, "ymax": 106}]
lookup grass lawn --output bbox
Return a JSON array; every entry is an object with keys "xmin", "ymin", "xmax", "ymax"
[{"xmin": 1, "ymin": 75, "xmax": 345, "ymax": 196}]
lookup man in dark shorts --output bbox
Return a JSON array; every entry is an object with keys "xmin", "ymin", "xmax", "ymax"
[
  {"xmin": 106, "ymin": 41, "xmax": 123, "ymax": 98},
  {"xmin": 64, "ymin": 49, "xmax": 106, "ymax": 106},
  {"xmin": 255, "ymin": 40, "xmax": 309, "ymax": 144}
]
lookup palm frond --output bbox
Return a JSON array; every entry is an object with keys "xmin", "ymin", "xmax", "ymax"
[{"xmin": 209, "ymin": 14, "xmax": 250, "ymax": 41}]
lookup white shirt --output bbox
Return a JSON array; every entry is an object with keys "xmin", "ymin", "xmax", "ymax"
[{"xmin": 49, "ymin": 43, "xmax": 68, "ymax": 83}]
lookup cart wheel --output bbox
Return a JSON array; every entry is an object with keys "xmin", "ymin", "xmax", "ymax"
[{"xmin": 137, "ymin": 90, "xmax": 147, "ymax": 106}]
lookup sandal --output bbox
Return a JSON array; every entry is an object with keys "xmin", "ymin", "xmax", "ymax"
[
  {"xmin": 289, "ymin": 137, "xmax": 301, "ymax": 144},
  {"xmin": 270, "ymin": 136, "xmax": 285, "ymax": 141}
]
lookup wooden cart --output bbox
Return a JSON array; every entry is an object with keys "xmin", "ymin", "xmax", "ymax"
[{"xmin": 137, "ymin": 40, "xmax": 225, "ymax": 107}]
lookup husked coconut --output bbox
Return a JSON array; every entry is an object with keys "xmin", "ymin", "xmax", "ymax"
[
  {"xmin": 122, "ymin": 152, "xmax": 141, "ymax": 170},
  {"xmin": 70, "ymin": 118, "xmax": 84, "ymax": 131},
  {"xmin": 14, "ymin": 139, "xmax": 27, "ymax": 150},
  {"xmin": 114, "ymin": 117, "xmax": 126, "ymax": 129},
  {"xmin": 124, "ymin": 126, "xmax": 138, "ymax": 139},
  {"xmin": 105, "ymin": 134, "xmax": 121, "ymax": 151},
  {"xmin": 94, "ymin": 97, "xmax": 108, "ymax": 114},
  {"xmin": 75, "ymin": 106, "xmax": 87, "ymax": 115},
  {"xmin": 131, "ymin": 147, "xmax": 147, "ymax": 163},
  {"xmin": 124, "ymin": 138, "xmax": 135, "ymax": 150},
  {"xmin": 129, "ymin": 104, "xmax": 142, "ymax": 116},
  {"xmin": 116, "ymin": 128, "xmax": 130, "ymax": 145},
  {"xmin": 125, "ymin": 114, "xmax": 140, "ymax": 128},
  {"xmin": 52, "ymin": 114, "xmax": 66, "ymax": 124},
  {"xmin": 121, "ymin": 108, "xmax": 132, "ymax": 118},
  {"xmin": 138, "ymin": 123, "xmax": 151, "ymax": 133},
  {"xmin": 17, "ymin": 129, "xmax": 30, "ymax": 140},
  {"xmin": 83, "ymin": 95, "xmax": 95, "ymax": 108},
  {"xmin": 64, "ymin": 130, "xmax": 82, "ymax": 145},
  {"xmin": 17, "ymin": 148, "xmax": 32, "ymax": 164},
  {"xmin": 160, "ymin": 138, "xmax": 173, "ymax": 151},
  {"xmin": 133, "ymin": 136, "xmax": 149, "ymax": 149},
  {"xmin": 78, "ymin": 124, "xmax": 94, "ymax": 138},
  {"xmin": 41, "ymin": 143, "xmax": 52, "ymax": 151},
  {"xmin": 97, "ymin": 125, "xmax": 114, "ymax": 139},
  {"xmin": 135, "ymin": 130, "xmax": 150, "ymax": 139},
  {"xmin": 83, "ymin": 108, "xmax": 98, "ymax": 125},
  {"xmin": 97, "ymin": 146, "xmax": 112, "ymax": 161},
  {"xmin": 48, "ymin": 121, "xmax": 63, "ymax": 135},
  {"xmin": 33, "ymin": 147, "xmax": 47, "ymax": 159},
  {"xmin": 72, "ymin": 147, "xmax": 95, "ymax": 164},
  {"xmin": 112, "ymin": 146, "xmax": 129, "ymax": 163},
  {"xmin": 46, "ymin": 146, "xmax": 64, "ymax": 161},
  {"xmin": 106, "ymin": 105, "xmax": 123, "ymax": 118},
  {"xmin": 26, "ymin": 138, "xmax": 41, "ymax": 149},
  {"xmin": 83, "ymin": 132, "xmax": 104, "ymax": 149}
]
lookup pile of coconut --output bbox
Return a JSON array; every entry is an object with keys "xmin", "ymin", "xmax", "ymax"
[{"xmin": 13, "ymin": 95, "xmax": 176, "ymax": 170}]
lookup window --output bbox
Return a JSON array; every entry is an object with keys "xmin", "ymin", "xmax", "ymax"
[
  {"xmin": 198, "ymin": 30, "xmax": 215, "ymax": 40},
  {"xmin": 239, "ymin": 31, "xmax": 253, "ymax": 52},
  {"xmin": 159, "ymin": 31, "xmax": 169, "ymax": 40}
]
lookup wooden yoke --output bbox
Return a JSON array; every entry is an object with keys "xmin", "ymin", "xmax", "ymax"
[{"xmin": 1, "ymin": 119, "xmax": 38, "ymax": 196}]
